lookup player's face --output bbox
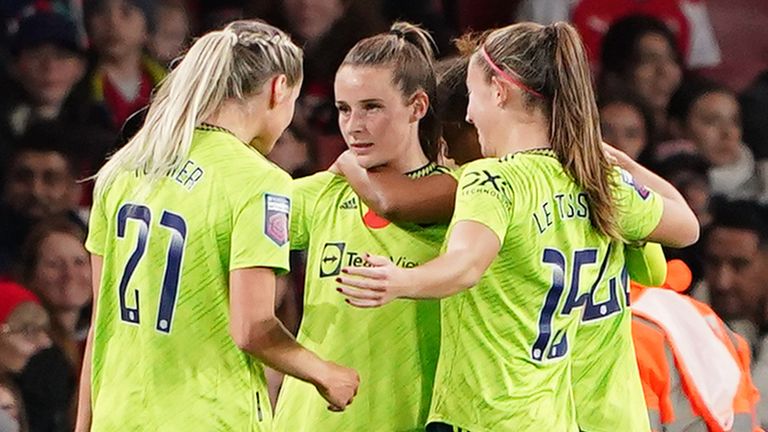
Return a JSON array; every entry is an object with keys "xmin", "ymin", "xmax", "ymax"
[
  {"xmin": 335, "ymin": 65, "xmax": 419, "ymax": 169},
  {"xmin": 465, "ymin": 58, "xmax": 502, "ymax": 157},
  {"xmin": 685, "ymin": 91, "xmax": 742, "ymax": 167},
  {"xmin": 30, "ymin": 232, "xmax": 92, "ymax": 312},
  {"xmin": 600, "ymin": 102, "xmax": 647, "ymax": 161},
  {"xmin": 0, "ymin": 303, "xmax": 52, "ymax": 373},
  {"xmin": 704, "ymin": 227, "xmax": 762, "ymax": 322},
  {"xmin": 3, "ymin": 151, "xmax": 76, "ymax": 220},
  {"xmin": 15, "ymin": 44, "xmax": 85, "ymax": 108}
]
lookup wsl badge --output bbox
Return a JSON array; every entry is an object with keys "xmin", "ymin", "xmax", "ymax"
[
  {"xmin": 264, "ymin": 193, "xmax": 290, "ymax": 246},
  {"xmin": 620, "ymin": 170, "xmax": 650, "ymax": 200}
]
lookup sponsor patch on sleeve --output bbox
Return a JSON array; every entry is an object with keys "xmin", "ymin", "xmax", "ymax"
[
  {"xmin": 620, "ymin": 170, "xmax": 650, "ymax": 200},
  {"xmin": 264, "ymin": 193, "xmax": 290, "ymax": 246}
]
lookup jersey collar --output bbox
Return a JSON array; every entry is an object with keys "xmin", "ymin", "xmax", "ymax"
[{"xmin": 405, "ymin": 162, "xmax": 440, "ymax": 179}]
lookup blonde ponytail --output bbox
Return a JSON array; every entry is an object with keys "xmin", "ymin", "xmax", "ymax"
[{"xmin": 94, "ymin": 20, "xmax": 303, "ymax": 197}]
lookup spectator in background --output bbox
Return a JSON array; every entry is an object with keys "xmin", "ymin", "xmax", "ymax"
[
  {"xmin": 13, "ymin": 219, "xmax": 88, "ymax": 432},
  {"xmin": 261, "ymin": 0, "xmax": 386, "ymax": 171},
  {"xmin": 0, "ymin": 125, "xmax": 83, "ymax": 277},
  {"xmin": 18, "ymin": 219, "xmax": 91, "ymax": 365},
  {"xmin": 740, "ymin": 70, "xmax": 768, "ymax": 202},
  {"xmin": 599, "ymin": 15, "xmax": 683, "ymax": 140},
  {"xmin": 83, "ymin": 0, "xmax": 166, "ymax": 130},
  {"xmin": 699, "ymin": 200, "xmax": 766, "ymax": 352},
  {"xmin": 1, "ymin": 12, "xmax": 108, "ymax": 146},
  {"xmin": 268, "ymin": 125, "xmax": 314, "ymax": 178},
  {"xmin": 0, "ymin": 279, "xmax": 51, "ymax": 378},
  {"xmin": 752, "ymin": 216, "xmax": 768, "ymax": 428},
  {"xmin": 0, "ymin": 376, "xmax": 25, "ymax": 432},
  {"xmin": 668, "ymin": 78, "xmax": 767, "ymax": 202},
  {"xmin": 147, "ymin": 0, "xmax": 190, "ymax": 66},
  {"xmin": 599, "ymin": 92, "xmax": 656, "ymax": 165},
  {"xmin": 0, "ymin": 281, "xmax": 63, "ymax": 432}
]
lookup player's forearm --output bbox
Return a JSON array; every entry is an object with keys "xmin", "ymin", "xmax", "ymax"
[
  {"xmin": 615, "ymin": 152, "xmax": 687, "ymax": 205},
  {"xmin": 344, "ymin": 167, "xmax": 456, "ymax": 223},
  {"xmin": 402, "ymin": 248, "xmax": 485, "ymax": 299},
  {"xmin": 237, "ymin": 317, "xmax": 328, "ymax": 387}
]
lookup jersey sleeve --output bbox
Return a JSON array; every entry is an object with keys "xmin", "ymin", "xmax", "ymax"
[
  {"xmin": 230, "ymin": 169, "xmax": 292, "ymax": 274},
  {"xmin": 612, "ymin": 168, "xmax": 664, "ymax": 242},
  {"xmin": 289, "ymin": 173, "xmax": 335, "ymax": 251},
  {"xmin": 449, "ymin": 159, "xmax": 512, "ymax": 244},
  {"xmin": 85, "ymin": 189, "xmax": 108, "ymax": 256}
]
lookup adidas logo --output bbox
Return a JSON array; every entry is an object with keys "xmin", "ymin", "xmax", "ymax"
[{"xmin": 340, "ymin": 198, "xmax": 358, "ymax": 210}]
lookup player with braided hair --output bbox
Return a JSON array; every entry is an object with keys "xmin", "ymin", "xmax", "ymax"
[{"xmin": 76, "ymin": 20, "xmax": 358, "ymax": 431}]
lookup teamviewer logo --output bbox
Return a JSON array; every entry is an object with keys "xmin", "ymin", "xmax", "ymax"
[{"xmin": 320, "ymin": 242, "xmax": 346, "ymax": 277}]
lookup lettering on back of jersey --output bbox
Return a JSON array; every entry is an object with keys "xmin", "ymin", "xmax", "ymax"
[{"xmin": 264, "ymin": 193, "xmax": 290, "ymax": 246}]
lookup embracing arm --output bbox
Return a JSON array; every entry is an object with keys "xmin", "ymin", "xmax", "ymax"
[
  {"xmin": 606, "ymin": 145, "xmax": 699, "ymax": 248},
  {"xmin": 335, "ymin": 151, "xmax": 457, "ymax": 223},
  {"xmin": 337, "ymin": 221, "xmax": 500, "ymax": 305}
]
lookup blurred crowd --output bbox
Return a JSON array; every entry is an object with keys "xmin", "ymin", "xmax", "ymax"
[{"xmin": 0, "ymin": 0, "xmax": 766, "ymax": 431}]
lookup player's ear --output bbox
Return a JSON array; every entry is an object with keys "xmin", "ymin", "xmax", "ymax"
[
  {"xmin": 408, "ymin": 90, "xmax": 429, "ymax": 122},
  {"xmin": 269, "ymin": 74, "xmax": 290, "ymax": 109}
]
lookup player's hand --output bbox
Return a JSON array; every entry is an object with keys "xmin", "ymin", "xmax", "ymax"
[
  {"xmin": 336, "ymin": 254, "xmax": 407, "ymax": 307},
  {"xmin": 602, "ymin": 142, "xmax": 628, "ymax": 167},
  {"xmin": 315, "ymin": 361, "xmax": 360, "ymax": 412},
  {"xmin": 331, "ymin": 150, "xmax": 363, "ymax": 177}
]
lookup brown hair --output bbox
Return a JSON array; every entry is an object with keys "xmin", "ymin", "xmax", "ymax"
[
  {"xmin": 17, "ymin": 218, "xmax": 88, "ymax": 371},
  {"xmin": 341, "ymin": 21, "xmax": 440, "ymax": 162},
  {"xmin": 475, "ymin": 22, "xmax": 620, "ymax": 239}
]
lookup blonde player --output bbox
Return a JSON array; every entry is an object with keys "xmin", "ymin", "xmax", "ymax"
[{"xmin": 76, "ymin": 20, "xmax": 358, "ymax": 432}]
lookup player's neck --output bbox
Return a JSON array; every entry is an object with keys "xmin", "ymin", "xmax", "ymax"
[
  {"xmin": 204, "ymin": 102, "xmax": 265, "ymax": 149},
  {"xmin": 389, "ymin": 130, "xmax": 430, "ymax": 174},
  {"xmin": 496, "ymin": 117, "xmax": 550, "ymax": 157}
]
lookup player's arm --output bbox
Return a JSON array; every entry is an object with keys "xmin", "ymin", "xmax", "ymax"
[
  {"xmin": 333, "ymin": 150, "xmax": 457, "ymax": 223},
  {"xmin": 337, "ymin": 220, "xmax": 500, "ymax": 305},
  {"xmin": 604, "ymin": 144, "xmax": 699, "ymax": 248},
  {"xmin": 74, "ymin": 254, "xmax": 102, "ymax": 432},
  {"xmin": 625, "ymin": 243, "xmax": 667, "ymax": 287},
  {"xmin": 229, "ymin": 267, "xmax": 358, "ymax": 411}
]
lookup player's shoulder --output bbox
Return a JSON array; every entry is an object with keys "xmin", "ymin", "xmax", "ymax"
[{"xmin": 293, "ymin": 170, "xmax": 345, "ymax": 194}]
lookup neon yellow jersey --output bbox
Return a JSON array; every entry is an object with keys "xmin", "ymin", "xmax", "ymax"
[
  {"xmin": 85, "ymin": 126, "xmax": 291, "ymax": 431},
  {"xmin": 428, "ymin": 149, "xmax": 661, "ymax": 432},
  {"xmin": 274, "ymin": 163, "xmax": 449, "ymax": 432},
  {"xmin": 572, "ymin": 169, "xmax": 663, "ymax": 432}
]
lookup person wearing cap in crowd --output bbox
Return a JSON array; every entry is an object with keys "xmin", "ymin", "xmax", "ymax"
[
  {"xmin": 0, "ymin": 280, "xmax": 50, "ymax": 378},
  {"xmin": 0, "ymin": 11, "xmax": 111, "ymax": 150},
  {"xmin": 631, "ymin": 259, "xmax": 762, "ymax": 432},
  {"xmin": 83, "ymin": 0, "xmax": 166, "ymax": 131},
  {"xmin": 0, "ymin": 280, "xmax": 52, "ymax": 432}
]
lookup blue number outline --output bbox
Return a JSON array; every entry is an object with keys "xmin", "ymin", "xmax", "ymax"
[
  {"xmin": 116, "ymin": 204, "xmax": 151, "ymax": 325},
  {"xmin": 115, "ymin": 204, "xmax": 187, "ymax": 334}
]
